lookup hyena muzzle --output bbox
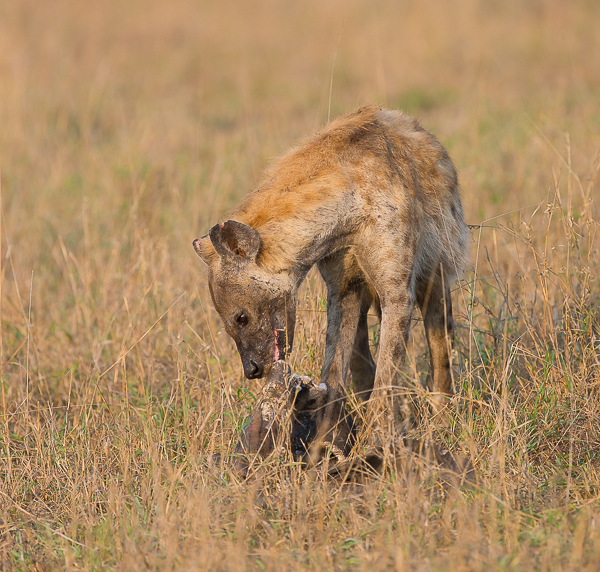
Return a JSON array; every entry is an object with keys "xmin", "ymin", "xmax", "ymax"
[{"xmin": 193, "ymin": 106, "xmax": 468, "ymax": 425}]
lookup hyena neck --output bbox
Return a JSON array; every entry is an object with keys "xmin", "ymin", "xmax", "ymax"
[
  {"xmin": 234, "ymin": 157, "xmax": 355, "ymax": 281},
  {"xmin": 238, "ymin": 210, "xmax": 345, "ymax": 285}
]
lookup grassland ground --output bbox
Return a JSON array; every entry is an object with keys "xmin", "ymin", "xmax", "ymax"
[{"xmin": 1, "ymin": 0, "xmax": 600, "ymax": 569}]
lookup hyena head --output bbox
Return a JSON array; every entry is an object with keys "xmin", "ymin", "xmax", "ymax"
[{"xmin": 193, "ymin": 220, "xmax": 296, "ymax": 380}]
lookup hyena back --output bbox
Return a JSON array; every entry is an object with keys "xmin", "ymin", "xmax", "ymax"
[{"xmin": 194, "ymin": 106, "xmax": 468, "ymax": 420}]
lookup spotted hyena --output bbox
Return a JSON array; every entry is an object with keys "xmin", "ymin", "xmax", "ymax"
[{"xmin": 193, "ymin": 106, "xmax": 468, "ymax": 422}]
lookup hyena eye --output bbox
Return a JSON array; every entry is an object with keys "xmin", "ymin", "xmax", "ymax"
[{"xmin": 236, "ymin": 313, "xmax": 248, "ymax": 325}]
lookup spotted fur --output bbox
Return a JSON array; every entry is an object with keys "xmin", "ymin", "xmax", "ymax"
[{"xmin": 194, "ymin": 106, "xmax": 468, "ymax": 419}]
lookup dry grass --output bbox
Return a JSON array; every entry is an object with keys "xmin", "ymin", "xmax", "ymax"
[{"xmin": 1, "ymin": 0, "xmax": 600, "ymax": 569}]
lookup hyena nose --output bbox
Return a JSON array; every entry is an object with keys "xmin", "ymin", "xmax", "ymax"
[{"xmin": 247, "ymin": 359, "xmax": 263, "ymax": 379}]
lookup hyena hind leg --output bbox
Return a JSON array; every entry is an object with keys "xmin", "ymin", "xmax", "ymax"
[
  {"xmin": 417, "ymin": 272, "xmax": 455, "ymax": 413},
  {"xmin": 349, "ymin": 296, "xmax": 376, "ymax": 401}
]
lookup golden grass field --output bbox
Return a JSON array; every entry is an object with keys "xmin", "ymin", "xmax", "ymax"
[{"xmin": 1, "ymin": 0, "xmax": 600, "ymax": 569}]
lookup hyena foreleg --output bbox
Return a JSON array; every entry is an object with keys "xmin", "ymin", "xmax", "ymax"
[
  {"xmin": 371, "ymin": 285, "xmax": 416, "ymax": 431},
  {"xmin": 318, "ymin": 254, "xmax": 365, "ymax": 392}
]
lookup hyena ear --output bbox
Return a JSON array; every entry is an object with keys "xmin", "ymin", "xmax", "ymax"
[
  {"xmin": 207, "ymin": 220, "xmax": 261, "ymax": 263},
  {"xmin": 192, "ymin": 236, "xmax": 218, "ymax": 266}
]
